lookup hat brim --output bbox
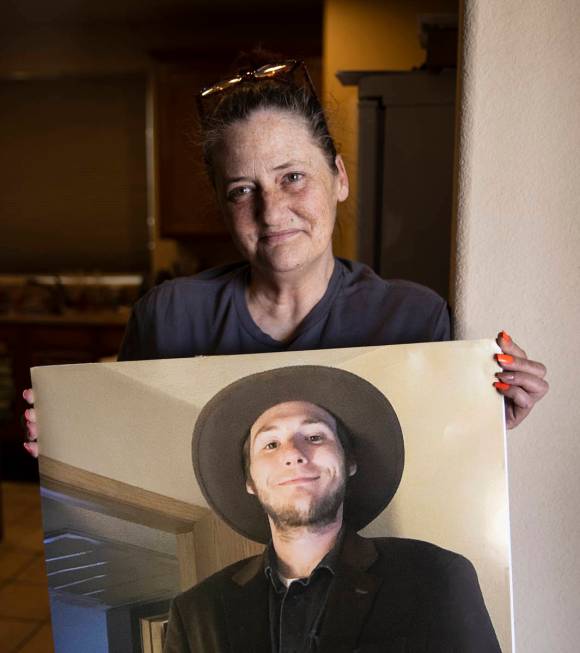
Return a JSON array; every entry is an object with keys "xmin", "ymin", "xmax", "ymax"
[{"xmin": 192, "ymin": 365, "xmax": 404, "ymax": 543}]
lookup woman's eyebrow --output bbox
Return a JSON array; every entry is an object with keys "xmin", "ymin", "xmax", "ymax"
[
  {"xmin": 224, "ymin": 160, "xmax": 309, "ymax": 184},
  {"xmin": 272, "ymin": 160, "xmax": 308, "ymax": 171}
]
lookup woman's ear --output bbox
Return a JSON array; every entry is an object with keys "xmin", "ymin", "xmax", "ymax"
[{"xmin": 335, "ymin": 155, "xmax": 350, "ymax": 203}]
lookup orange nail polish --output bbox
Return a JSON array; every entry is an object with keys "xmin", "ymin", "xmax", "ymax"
[
  {"xmin": 496, "ymin": 354, "xmax": 514, "ymax": 365},
  {"xmin": 499, "ymin": 330, "xmax": 511, "ymax": 343},
  {"xmin": 494, "ymin": 382, "xmax": 510, "ymax": 391}
]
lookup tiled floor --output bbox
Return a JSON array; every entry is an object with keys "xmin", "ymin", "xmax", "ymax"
[{"xmin": 0, "ymin": 482, "xmax": 54, "ymax": 653}]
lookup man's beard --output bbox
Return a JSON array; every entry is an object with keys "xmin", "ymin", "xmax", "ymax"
[{"xmin": 251, "ymin": 474, "xmax": 347, "ymax": 531}]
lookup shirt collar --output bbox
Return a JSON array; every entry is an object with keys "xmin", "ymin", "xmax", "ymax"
[{"xmin": 264, "ymin": 527, "xmax": 345, "ymax": 593}]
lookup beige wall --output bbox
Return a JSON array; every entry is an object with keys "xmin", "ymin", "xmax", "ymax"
[
  {"xmin": 454, "ymin": 1, "xmax": 580, "ymax": 650},
  {"xmin": 323, "ymin": 0, "xmax": 458, "ymax": 258}
]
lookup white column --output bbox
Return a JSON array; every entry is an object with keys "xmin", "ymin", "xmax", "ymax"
[{"xmin": 454, "ymin": 1, "xmax": 580, "ymax": 651}]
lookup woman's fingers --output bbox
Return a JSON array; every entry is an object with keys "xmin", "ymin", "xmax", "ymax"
[
  {"xmin": 494, "ymin": 331, "xmax": 549, "ymax": 430},
  {"xmin": 25, "ymin": 418, "xmax": 38, "ymax": 438},
  {"xmin": 494, "ymin": 382, "xmax": 540, "ymax": 429},
  {"xmin": 22, "ymin": 387, "xmax": 39, "ymax": 458},
  {"xmin": 495, "ymin": 370, "xmax": 549, "ymax": 397},
  {"xmin": 494, "ymin": 355, "xmax": 548, "ymax": 383},
  {"xmin": 23, "ymin": 442, "xmax": 39, "ymax": 458}
]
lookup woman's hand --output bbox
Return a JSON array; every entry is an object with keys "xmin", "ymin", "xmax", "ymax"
[
  {"xmin": 493, "ymin": 331, "xmax": 549, "ymax": 429},
  {"xmin": 22, "ymin": 388, "xmax": 39, "ymax": 458}
]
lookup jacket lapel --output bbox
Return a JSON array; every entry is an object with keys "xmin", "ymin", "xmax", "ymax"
[
  {"xmin": 317, "ymin": 531, "xmax": 382, "ymax": 653},
  {"xmin": 222, "ymin": 554, "xmax": 270, "ymax": 653}
]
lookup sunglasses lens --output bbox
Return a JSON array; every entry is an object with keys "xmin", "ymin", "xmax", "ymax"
[
  {"xmin": 254, "ymin": 62, "xmax": 295, "ymax": 79},
  {"xmin": 201, "ymin": 76, "xmax": 243, "ymax": 97},
  {"xmin": 198, "ymin": 61, "xmax": 314, "ymax": 122}
]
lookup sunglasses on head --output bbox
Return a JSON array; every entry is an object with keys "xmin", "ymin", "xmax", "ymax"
[{"xmin": 196, "ymin": 60, "xmax": 318, "ymax": 123}]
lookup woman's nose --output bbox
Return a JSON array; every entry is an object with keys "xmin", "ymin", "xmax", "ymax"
[{"xmin": 257, "ymin": 189, "xmax": 286, "ymax": 226}]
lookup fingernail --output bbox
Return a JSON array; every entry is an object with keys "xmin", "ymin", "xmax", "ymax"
[
  {"xmin": 499, "ymin": 330, "xmax": 511, "ymax": 343},
  {"xmin": 494, "ymin": 382, "xmax": 511, "ymax": 391},
  {"xmin": 497, "ymin": 372, "xmax": 515, "ymax": 381},
  {"xmin": 496, "ymin": 354, "xmax": 514, "ymax": 365}
]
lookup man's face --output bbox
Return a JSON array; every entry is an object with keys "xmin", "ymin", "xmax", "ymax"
[{"xmin": 246, "ymin": 401, "xmax": 356, "ymax": 531}]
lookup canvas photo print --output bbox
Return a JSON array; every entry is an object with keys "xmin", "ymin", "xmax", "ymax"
[{"xmin": 32, "ymin": 339, "xmax": 511, "ymax": 652}]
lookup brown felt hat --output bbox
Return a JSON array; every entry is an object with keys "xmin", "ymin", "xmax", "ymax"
[{"xmin": 192, "ymin": 365, "xmax": 404, "ymax": 543}]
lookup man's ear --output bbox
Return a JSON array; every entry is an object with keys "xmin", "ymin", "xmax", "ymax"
[
  {"xmin": 246, "ymin": 480, "xmax": 256, "ymax": 495},
  {"xmin": 348, "ymin": 461, "xmax": 357, "ymax": 477}
]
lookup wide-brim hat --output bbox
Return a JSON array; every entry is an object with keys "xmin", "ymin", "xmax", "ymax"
[{"xmin": 192, "ymin": 365, "xmax": 404, "ymax": 543}]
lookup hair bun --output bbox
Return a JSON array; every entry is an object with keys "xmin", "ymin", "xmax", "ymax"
[{"xmin": 231, "ymin": 47, "xmax": 287, "ymax": 74}]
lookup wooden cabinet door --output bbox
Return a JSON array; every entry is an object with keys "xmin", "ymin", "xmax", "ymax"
[
  {"xmin": 354, "ymin": 71, "xmax": 456, "ymax": 300},
  {"xmin": 154, "ymin": 63, "xmax": 231, "ymax": 238}
]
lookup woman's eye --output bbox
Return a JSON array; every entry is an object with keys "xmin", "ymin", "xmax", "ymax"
[
  {"xmin": 227, "ymin": 186, "xmax": 252, "ymax": 202},
  {"xmin": 284, "ymin": 172, "xmax": 304, "ymax": 184},
  {"xmin": 265, "ymin": 441, "xmax": 278, "ymax": 450}
]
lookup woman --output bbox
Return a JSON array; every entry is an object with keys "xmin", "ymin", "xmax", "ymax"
[{"xmin": 23, "ymin": 58, "xmax": 548, "ymax": 455}]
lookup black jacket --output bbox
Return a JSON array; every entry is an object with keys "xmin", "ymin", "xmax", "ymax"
[{"xmin": 164, "ymin": 531, "xmax": 501, "ymax": 652}]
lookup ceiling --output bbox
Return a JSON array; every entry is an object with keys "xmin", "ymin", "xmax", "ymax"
[{"xmin": 1, "ymin": 0, "xmax": 322, "ymax": 25}]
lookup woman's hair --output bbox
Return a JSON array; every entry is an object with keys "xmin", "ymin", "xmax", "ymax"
[{"xmin": 199, "ymin": 54, "xmax": 339, "ymax": 182}]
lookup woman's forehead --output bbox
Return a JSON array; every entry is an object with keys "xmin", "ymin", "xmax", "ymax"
[{"xmin": 215, "ymin": 109, "xmax": 323, "ymax": 173}]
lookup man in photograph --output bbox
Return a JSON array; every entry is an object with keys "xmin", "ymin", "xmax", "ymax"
[{"xmin": 164, "ymin": 365, "xmax": 501, "ymax": 652}]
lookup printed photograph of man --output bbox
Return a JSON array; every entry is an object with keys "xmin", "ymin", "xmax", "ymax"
[{"xmin": 165, "ymin": 365, "xmax": 501, "ymax": 652}]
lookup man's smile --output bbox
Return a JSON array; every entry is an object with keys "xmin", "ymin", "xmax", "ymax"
[{"xmin": 277, "ymin": 475, "xmax": 320, "ymax": 486}]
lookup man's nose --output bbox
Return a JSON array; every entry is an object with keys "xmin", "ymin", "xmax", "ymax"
[{"xmin": 283, "ymin": 440, "xmax": 308, "ymax": 466}]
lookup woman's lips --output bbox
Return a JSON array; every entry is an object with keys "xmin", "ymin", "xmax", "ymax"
[{"xmin": 259, "ymin": 229, "xmax": 302, "ymax": 245}]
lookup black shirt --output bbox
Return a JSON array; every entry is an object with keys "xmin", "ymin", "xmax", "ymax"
[{"xmin": 264, "ymin": 532, "xmax": 344, "ymax": 653}]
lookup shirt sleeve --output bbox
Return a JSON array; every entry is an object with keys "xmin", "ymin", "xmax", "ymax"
[
  {"xmin": 117, "ymin": 291, "xmax": 160, "ymax": 361},
  {"xmin": 117, "ymin": 307, "xmax": 145, "ymax": 361},
  {"xmin": 443, "ymin": 555, "xmax": 502, "ymax": 652},
  {"xmin": 163, "ymin": 600, "xmax": 191, "ymax": 653},
  {"xmin": 430, "ymin": 299, "xmax": 452, "ymax": 342}
]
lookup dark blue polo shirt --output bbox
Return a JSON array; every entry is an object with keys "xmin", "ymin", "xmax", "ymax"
[{"xmin": 118, "ymin": 258, "xmax": 450, "ymax": 361}]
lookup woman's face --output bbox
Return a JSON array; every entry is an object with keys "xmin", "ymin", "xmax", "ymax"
[{"xmin": 212, "ymin": 109, "xmax": 349, "ymax": 277}]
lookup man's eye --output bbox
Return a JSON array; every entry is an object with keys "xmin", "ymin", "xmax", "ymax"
[
  {"xmin": 265, "ymin": 441, "xmax": 278, "ymax": 450},
  {"xmin": 307, "ymin": 434, "xmax": 323, "ymax": 442}
]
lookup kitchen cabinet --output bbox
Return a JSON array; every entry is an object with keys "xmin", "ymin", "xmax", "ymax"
[
  {"xmin": 338, "ymin": 69, "xmax": 456, "ymax": 300},
  {"xmin": 153, "ymin": 61, "xmax": 232, "ymax": 239},
  {"xmin": 0, "ymin": 313, "xmax": 128, "ymax": 481}
]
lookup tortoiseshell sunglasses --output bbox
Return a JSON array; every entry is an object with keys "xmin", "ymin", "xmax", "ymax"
[{"xmin": 196, "ymin": 60, "xmax": 318, "ymax": 123}]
